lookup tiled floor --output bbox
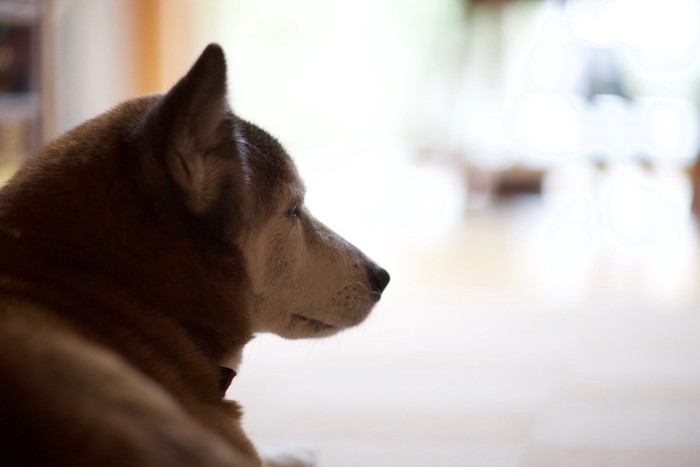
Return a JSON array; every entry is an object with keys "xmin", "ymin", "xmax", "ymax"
[{"xmin": 232, "ymin": 167, "xmax": 700, "ymax": 466}]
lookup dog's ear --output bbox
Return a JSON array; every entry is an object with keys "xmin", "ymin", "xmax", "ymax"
[{"xmin": 139, "ymin": 43, "xmax": 237, "ymax": 215}]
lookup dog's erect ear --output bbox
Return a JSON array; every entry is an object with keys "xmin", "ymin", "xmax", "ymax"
[{"xmin": 142, "ymin": 43, "xmax": 235, "ymax": 214}]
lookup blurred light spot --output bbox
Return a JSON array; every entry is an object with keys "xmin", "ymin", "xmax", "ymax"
[{"xmin": 505, "ymin": 92, "xmax": 585, "ymax": 160}]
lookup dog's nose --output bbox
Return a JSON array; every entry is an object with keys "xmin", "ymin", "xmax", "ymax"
[{"xmin": 368, "ymin": 266, "xmax": 390, "ymax": 296}]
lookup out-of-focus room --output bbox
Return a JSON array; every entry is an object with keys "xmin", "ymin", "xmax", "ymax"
[{"xmin": 3, "ymin": 0, "xmax": 700, "ymax": 465}]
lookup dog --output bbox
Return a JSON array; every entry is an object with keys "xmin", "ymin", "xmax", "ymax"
[{"xmin": 0, "ymin": 44, "xmax": 389, "ymax": 466}]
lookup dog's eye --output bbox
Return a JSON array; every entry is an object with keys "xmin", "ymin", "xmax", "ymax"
[{"xmin": 287, "ymin": 205, "xmax": 301, "ymax": 220}]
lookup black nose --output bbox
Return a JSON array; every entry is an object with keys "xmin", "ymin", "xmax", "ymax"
[{"xmin": 368, "ymin": 266, "xmax": 390, "ymax": 295}]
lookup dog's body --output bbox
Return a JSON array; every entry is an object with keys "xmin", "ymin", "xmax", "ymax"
[{"xmin": 0, "ymin": 45, "xmax": 388, "ymax": 466}]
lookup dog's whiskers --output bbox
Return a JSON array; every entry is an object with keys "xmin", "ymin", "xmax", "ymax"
[{"xmin": 343, "ymin": 281, "xmax": 368, "ymax": 292}]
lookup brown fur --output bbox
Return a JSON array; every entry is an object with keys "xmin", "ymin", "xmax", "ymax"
[{"xmin": 0, "ymin": 45, "xmax": 260, "ymax": 466}]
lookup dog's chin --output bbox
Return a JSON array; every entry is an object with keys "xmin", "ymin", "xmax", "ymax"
[
  {"xmin": 282, "ymin": 305, "xmax": 375, "ymax": 339},
  {"xmin": 286, "ymin": 313, "xmax": 340, "ymax": 339}
]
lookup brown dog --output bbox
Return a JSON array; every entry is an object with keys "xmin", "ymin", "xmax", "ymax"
[{"xmin": 0, "ymin": 44, "xmax": 389, "ymax": 466}]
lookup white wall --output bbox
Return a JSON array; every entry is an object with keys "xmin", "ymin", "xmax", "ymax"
[{"xmin": 53, "ymin": 0, "xmax": 138, "ymax": 134}]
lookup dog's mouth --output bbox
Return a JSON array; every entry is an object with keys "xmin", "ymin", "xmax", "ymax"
[{"xmin": 291, "ymin": 313, "xmax": 336, "ymax": 332}]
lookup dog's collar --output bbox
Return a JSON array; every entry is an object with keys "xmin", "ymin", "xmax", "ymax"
[
  {"xmin": 0, "ymin": 225, "xmax": 22, "ymax": 240},
  {"xmin": 219, "ymin": 366, "xmax": 237, "ymax": 396}
]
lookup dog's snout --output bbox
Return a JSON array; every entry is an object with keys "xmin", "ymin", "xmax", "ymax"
[{"xmin": 368, "ymin": 265, "xmax": 390, "ymax": 296}]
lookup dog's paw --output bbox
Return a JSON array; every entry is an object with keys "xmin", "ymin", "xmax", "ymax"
[{"xmin": 259, "ymin": 444, "xmax": 316, "ymax": 467}]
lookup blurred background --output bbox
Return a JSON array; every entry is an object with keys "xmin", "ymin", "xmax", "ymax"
[{"xmin": 3, "ymin": 0, "xmax": 700, "ymax": 465}]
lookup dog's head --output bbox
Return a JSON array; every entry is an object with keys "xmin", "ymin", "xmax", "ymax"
[
  {"xmin": 0, "ymin": 45, "xmax": 388, "ymax": 359},
  {"xmin": 137, "ymin": 44, "xmax": 389, "ymax": 340},
  {"xmin": 235, "ymin": 122, "xmax": 390, "ymax": 338}
]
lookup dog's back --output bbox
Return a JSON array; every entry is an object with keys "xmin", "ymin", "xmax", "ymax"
[
  {"xmin": 0, "ymin": 159, "xmax": 258, "ymax": 467},
  {"xmin": 0, "ymin": 151, "xmax": 258, "ymax": 465}
]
